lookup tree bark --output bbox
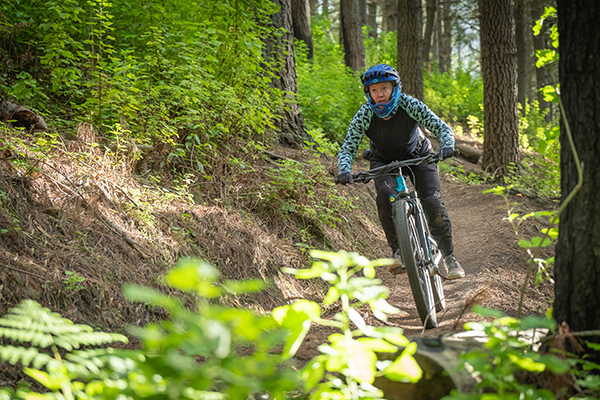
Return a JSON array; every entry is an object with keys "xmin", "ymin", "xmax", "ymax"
[
  {"xmin": 341, "ymin": 0, "xmax": 367, "ymax": 71},
  {"xmin": 478, "ymin": 0, "xmax": 520, "ymax": 176},
  {"xmin": 554, "ymin": 0, "xmax": 600, "ymax": 349},
  {"xmin": 292, "ymin": 0, "xmax": 314, "ymax": 60},
  {"xmin": 515, "ymin": 0, "xmax": 528, "ymax": 115},
  {"xmin": 309, "ymin": 0, "xmax": 317, "ymax": 16},
  {"xmin": 264, "ymin": 0, "xmax": 310, "ymax": 148},
  {"xmin": 385, "ymin": 0, "xmax": 398, "ymax": 33},
  {"xmin": 441, "ymin": 0, "xmax": 452, "ymax": 73},
  {"xmin": 422, "ymin": 0, "xmax": 438, "ymax": 67},
  {"xmin": 359, "ymin": 0, "xmax": 368, "ymax": 28},
  {"xmin": 397, "ymin": 0, "xmax": 424, "ymax": 100},
  {"xmin": 367, "ymin": 0, "xmax": 378, "ymax": 39},
  {"xmin": 433, "ymin": 0, "xmax": 442, "ymax": 71}
]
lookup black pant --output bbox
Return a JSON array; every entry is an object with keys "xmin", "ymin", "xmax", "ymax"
[{"xmin": 371, "ymin": 143, "xmax": 454, "ymax": 257}]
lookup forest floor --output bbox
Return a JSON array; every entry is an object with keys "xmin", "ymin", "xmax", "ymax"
[{"xmin": 0, "ymin": 126, "xmax": 557, "ymax": 387}]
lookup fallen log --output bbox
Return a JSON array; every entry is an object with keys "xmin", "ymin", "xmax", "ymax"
[
  {"xmin": 0, "ymin": 99, "xmax": 47, "ymax": 131},
  {"xmin": 455, "ymin": 142, "xmax": 482, "ymax": 164},
  {"xmin": 374, "ymin": 333, "xmax": 482, "ymax": 400},
  {"xmin": 423, "ymin": 129, "xmax": 482, "ymax": 164},
  {"xmin": 374, "ymin": 329, "xmax": 549, "ymax": 399}
]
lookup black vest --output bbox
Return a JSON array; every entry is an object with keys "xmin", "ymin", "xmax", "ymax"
[{"xmin": 366, "ymin": 106, "xmax": 421, "ymax": 162}]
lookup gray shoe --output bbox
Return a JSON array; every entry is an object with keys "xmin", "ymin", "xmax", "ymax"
[
  {"xmin": 388, "ymin": 249, "xmax": 405, "ymax": 275},
  {"xmin": 444, "ymin": 255, "xmax": 465, "ymax": 280}
]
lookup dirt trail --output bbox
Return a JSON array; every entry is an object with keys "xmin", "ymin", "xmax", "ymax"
[{"xmin": 296, "ymin": 171, "xmax": 555, "ymax": 362}]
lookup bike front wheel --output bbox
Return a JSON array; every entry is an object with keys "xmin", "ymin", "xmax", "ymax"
[{"xmin": 392, "ymin": 198, "xmax": 437, "ymax": 329}]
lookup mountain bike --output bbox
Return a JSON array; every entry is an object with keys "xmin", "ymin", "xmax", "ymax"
[{"xmin": 337, "ymin": 153, "xmax": 448, "ymax": 329}]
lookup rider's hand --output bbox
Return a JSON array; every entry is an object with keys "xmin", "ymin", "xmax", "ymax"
[
  {"xmin": 439, "ymin": 146, "xmax": 454, "ymax": 161},
  {"xmin": 336, "ymin": 171, "xmax": 354, "ymax": 185}
]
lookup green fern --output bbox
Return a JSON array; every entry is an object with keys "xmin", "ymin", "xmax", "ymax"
[{"xmin": 0, "ymin": 299, "xmax": 128, "ymax": 372}]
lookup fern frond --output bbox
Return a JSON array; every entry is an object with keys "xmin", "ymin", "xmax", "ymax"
[
  {"xmin": 65, "ymin": 348, "xmax": 135, "ymax": 377},
  {"xmin": 55, "ymin": 332, "xmax": 128, "ymax": 351},
  {"xmin": 0, "ymin": 328, "xmax": 53, "ymax": 347},
  {"xmin": 0, "ymin": 345, "xmax": 57, "ymax": 369},
  {"xmin": 0, "ymin": 300, "xmax": 128, "ymax": 350}
]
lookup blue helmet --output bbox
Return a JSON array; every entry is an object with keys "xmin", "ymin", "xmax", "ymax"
[{"xmin": 360, "ymin": 64, "xmax": 402, "ymax": 118}]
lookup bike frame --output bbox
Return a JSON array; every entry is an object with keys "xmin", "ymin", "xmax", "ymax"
[
  {"xmin": 341, "ymin": 153, "xmax": 446, "ymax": 328},
  {"xmin": 393, "ymin": 173, "xmax": 443, "ymax": 275}
]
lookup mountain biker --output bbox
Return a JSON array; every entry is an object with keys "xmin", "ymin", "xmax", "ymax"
[{"xmin": 337, "ymin": 63, "xmax": 465, "ymax": 280}]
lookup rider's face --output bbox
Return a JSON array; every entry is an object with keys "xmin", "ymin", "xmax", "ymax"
[{"xmin": 369, "ymin": 82, "xmax": 394, "ymax": 105}]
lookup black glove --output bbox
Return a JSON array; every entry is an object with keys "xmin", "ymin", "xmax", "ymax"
[
  {"xmin": 336, "ymin": 171, "xmax": 354, "ymax": 185},
  {"xmin": 439, "ymin": 146, "xmax": 454, "ymax": 161}
]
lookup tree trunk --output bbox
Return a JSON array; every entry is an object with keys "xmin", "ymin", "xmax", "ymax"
[
  {"xmin": 341, "ymin": 0, "xmax": 367, "ymax": 71},
  {"xmin": 441, "ymin": 0, "xmax": 452, "ymax": 73},
  {"xmin": 554, "ymin": 0, "xmax": 600, "ymax": 350},
  {"xmin": 478, "ymin": 0, "xmax": 520, "ymax": 176},
  {"xmin": 359, "ymin": 0, "xmax": 368, "ymax": 28},
  {"xmin": 323, "ymin": 0, "xmax": 329, "ymax": 16},
  {"xmin": 433, "ymin": 0, "xmax": 442, "ymax": 71},
  {"xmin": 531, "ymin": 0, "xmax": 551, "ymax": 121},
  {"xmin": 264, "ymin": 0, "xmax": 310, "ymax": 148},
  {"xmin": 385, "ymin": 0, "xmax": 398, "ymax": 33},
  {"xmin": 422, "ymin": 0, "xmax": 438, "ymax": 68},
  {"xmin": 397, "ymin": 0, "xmax": 424, "ymax": 100},
  {"xmin": 367, "ymin": 0, "xmax": 378, "ymax": 39},
  {"xmin": 515, "ymin": 0, "xmax": 528, "ymax": 115},
  {"xmin": 309, "ymin": 0, "xmax": 317, "ymax": 16},
  {"xmin": 292, "ymin": 0, "xmax": 314, "ymax": 60}
]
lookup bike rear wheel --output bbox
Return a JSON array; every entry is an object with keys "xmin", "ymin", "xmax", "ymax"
[{"xmin": 392, "ymin": 198, "xmax": 437, "ymax": 329}]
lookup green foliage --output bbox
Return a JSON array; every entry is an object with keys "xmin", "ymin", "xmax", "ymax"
[
  {"xmin": 424, "ymin": 67, "xmax": 484, "ymax": 125},
  {"xmin": 443, "ymin": 306, "xmax": 570, "ymax": 400},
  {"xmin": 1, "ymin": 0, "xmax": 286, "ymax": 168},
  {"xmin": 261, "ymin": 158, "xmax": 354, "ymax": 228},
  {"xmin": 483, "ymin": 186, "xmax": 557, "ymax": 290},
  {"xmin": 533, "ymin": 7, "xmax": 559, "ymax": 69},
  {"xmin": 112, "ymin": 257, "xmax": 299, "ymax": 399},
  {"xmin": 296, "ymin": 18, "xmax": 365, "ymax": 145},
  {"xmin": 0, "ymin": 299, "xmax": 128, "ymax": 399},
  {"xmin": 280, "ymin": 250, "xmax": 422, "ymax": 399},
  {"xmin": 504, "ymin": 158, "xmax": 560, "ymax": 200},
  {"xmin": 364, "ymin": 30, "xmax": 397, "ymax": 68},
  {"xmin": 63, "ymin": 270, "xmax": 86, "ymax": 292}
]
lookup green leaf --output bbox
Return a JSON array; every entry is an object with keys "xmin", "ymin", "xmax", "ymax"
[
  {"xmin": 165, "ymin": 258, "xmax": 221, "ymax": 297},
  {"xmin": 538, "ymin": 354, "xmax": 570, "ymax": 374},
  {"xmin": 541, "ymin": 227, "xmax": 558, "ymax": 239},
  {"xmin": 347, "ymin": 340, "xmax": 377, "ymax": 383},
  {"xmin": 472, "ymin": 305, "xmax": 506, "ymax": 318},
  {"xmin": 357, "ymin": 337, "xmax": 398, "ymax": 353},
  {"xmin": 536, "ymin": 49, "xmax": 558, "ymax": 68},
  {"xmin": 23, "ymin": 368, "xmax": 62, "ymax": 390},
  {"xmin": 586, "ymin": 341, "xmax": 600, "ymax": 351},
  {"xmin": 508, "ymin": 354, "xmax": 546, "ymax": 372},
  {"xmin": 541, "ymin": 85, "xmax": 560, "ymax": 103},
  {"xmin": 222, "ymin": 278, "xmax": 268, "ymax": 294},
  {"xmin": 482, "ymin": 186, "xmax": 508, "ymax": 196},
  {"xmin": 519, "ymin": 315, "xmax": 556, "ymax": 331},
  {"xmin": 323, "ymin": 286, "xmax": 340, "ymax": 305},
  {"xmin": 272, "ymin": 300, "xmax": 321, "ymax": 358},
  {"xmin": 383, "ymin": 342, "xmax": 422, "ymax": 382},
  {"xmin": 301, "ymin": 357, "xmax": 325, "ymax": 391}
]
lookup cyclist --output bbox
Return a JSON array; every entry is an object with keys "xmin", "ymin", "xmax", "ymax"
[{"xmin": 337, "ymin": 63, "xmax": 465, "ymax": 280}]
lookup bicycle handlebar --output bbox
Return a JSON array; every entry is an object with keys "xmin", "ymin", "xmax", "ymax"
[{"xmin": 335, "ymin": 149, "xmax": 459, "ymax": 185}]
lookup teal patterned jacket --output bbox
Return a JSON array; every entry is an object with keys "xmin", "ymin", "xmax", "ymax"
[{"xmin": 337, "ymin": 92, "xmax": 455, "ymax": 174}]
